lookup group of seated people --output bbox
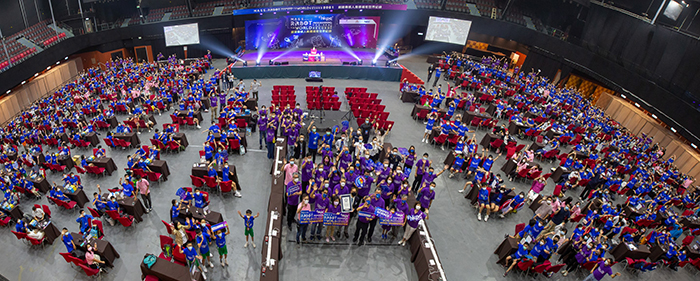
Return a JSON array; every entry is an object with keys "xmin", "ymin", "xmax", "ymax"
[{"xmin": 425, "ymin": 56, "xmax": 700, "ymax": 278}]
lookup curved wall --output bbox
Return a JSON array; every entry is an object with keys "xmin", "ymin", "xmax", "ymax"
[{"xmin": 0, "ymin": 7, "xmax": 698, "ymax": 144}]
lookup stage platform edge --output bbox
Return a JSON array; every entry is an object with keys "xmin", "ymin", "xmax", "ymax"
[{"xmin": 229, "ymin": 65, "xmax": 402, "ymax": 82}]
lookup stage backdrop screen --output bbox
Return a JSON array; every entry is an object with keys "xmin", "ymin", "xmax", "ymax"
[
  {"xmin": 425, "ymin": 16, "xmax": 471, "ymax": 45},
  {"xmin": 245, "ymin": 14, "xmax": 380, "ymax": 49},
  {"xmin": 164, "ymin": 23, "xmax": 200, "ymax": 46}
]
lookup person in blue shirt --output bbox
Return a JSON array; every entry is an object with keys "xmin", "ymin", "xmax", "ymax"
[
  {"xmin": 196, "ymin": 229, "xmax": 214, "ymax": 268},
  {"xmin": 322, "ymin": 128, "xmax": 334, "ymax": 147},
  {"xmin": 76, "ymin": 210, "xmax": 93, "ymax": 234},
  {"xmin": 193, "ymin": 188, "xmax": 208, "ymax": 208},
  {"xmin": 238, "ymin": 209, "xmax": 259, "ymax": 248},
  {"xmin": 171, "ymin": 199, "xmax": 186, "ymax": 225},
  {"xmin": 214, "ymin": 226, "xmax": 231, "ymax": 267},
  {"xmin": 106, "ymin": 196, "xmax": 120, "ymax": 212},
  {"xmin": 475, "ymin": 182, "xmax": 491, "ymax": 221},
  {"xmin": 119, "ymin": 177, "xmax": 135, "ymax": 198},
  {"xmin": 61, "ymin": 228, "xmax": 75, "ymax": 253},
  {"xmin": 503, "ymin": 241, "xmax": 531, "ymax": 276},
  {"xmin": 15, "ymin": 219, "xmax": 27, "ymax": 233},
  {"xmin": 447, "ymin": 154, "xmax": 465, "ymax": 178},
  {"xmin": 421, "ymin": 115, "xmax": 437, "ymax": 143},
  {"xmin": 180, "ymin": 241, "xmax": 207, "ymax": 274}
]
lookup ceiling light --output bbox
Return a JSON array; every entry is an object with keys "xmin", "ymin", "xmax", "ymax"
[
  {"xmin": 651, "ymin": 114, "xmax": 657, "ymax": 119},
  {"xmin": 671, "ymin": 127, "xmax": 677, "ymax": 133},
  {"xmin": 620, "ymin": 94, "xmax": 626, "ymax": 98},
  {"xmin": 21, "ymin": 81, "xmax": 26, "ymax": 85},
  {"xmin": 634, "ymin": 103, "xmax": 640, "ymax": 107}
]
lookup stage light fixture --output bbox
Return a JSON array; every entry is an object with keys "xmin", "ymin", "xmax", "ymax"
[
  {"xmin": 634, "ymin": 103, "xmax": 640, "ymax": 107},
  {"xmin": 358, "ymin": 59, "xmax": 362, "ymax": 65},
  {"xmin": 56, "ymin": 61, "xmax": 60, "ymax": 65},
  {"xmin": 691, "ymin": 143, "xmax": 697, "ymax": 149},
  {"xmin": 64, "ymin": 57, "xmax": 68, "ymax": 60},
  {"xmin": 371, "ymin": 61, "xmax": 377, "ymax": 67},
  {"xmin": 620, "ymin": 94, "xmax": 626, "ymax": 98},
  {"xmin": 651, "ymin": 114, "xmax": 657, "ymax": 119},
  {"xmin": 269, "ymin": 60, "xmax": 274, "ymax": 65},
  {"xmin": 243, "ymin": 61, "xmax": 248, "ymax": 67},
  {"xmin": 5, "ymin": 90, "xmax": 10, "ymax": 94},
  {"xmin": 385, "ymin": 61, "xmax": 390, "ymax": 67},
  {"xmin": 274, "ymin": 12, "xmax": 276, "ymax": 14},
  {"xmin": 21, "ymin": 81, "xmax": 26, "ymax": 85},
  {"xmin": 671, "ymin": 127, "xmax": 677, "ymax": 133},
  {"xmin": 256, "ymin": 61, "xmax": 261, "ymax": 66},
  {"xmin": 360, "ymin": 9, "xmax": 363, "ymax": 12},
  {"xmin": 34, "ymin": 73, "xmax": 39, "ymax": 77}
]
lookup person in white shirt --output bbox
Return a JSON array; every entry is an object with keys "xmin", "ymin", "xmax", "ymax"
[{"xmin": 250, "ymin": 79, "xmax": 261, "ymax": 99}]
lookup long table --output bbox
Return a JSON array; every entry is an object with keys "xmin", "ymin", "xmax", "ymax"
[
  {"xmin": 180, "ymin": 206, "xmax": 223, "ymax": 225},
  {"xmin": 140, "ymin": 256, "xmax": 204, "ymax": 281},
  {"xmin": 59, "ymin": 186, "xmax": 90, "ymax": 208},
  {"xmin": 114, "ymin": 132, "xmax": 140, "ymax": 147},
  {"xmin": 408, "ymin": 217, "xmax": 444, "ymax": 281},
  {"xmin": 611, "ymin": 242, "xmax": 651, "ymax": 261},
  {"xmin": 173, "ymin": 133, "xmax": 189, "ymax": 148},
  {"xmin": 29, "ymin": 177, "xmax": 51, "ymax": 193},
  {"xmin": 191, "ymin": 164, "xmax": 242, "ymax": 191},
  {"xmin": 103, "ymin": 194, "xmax": 146, "ymax": 222},
  {"xmin": 58, "ymin": 155, "xmax": 75, "ymax": 171},
  {"xmin": 148, "ymin": 160, "xmax": 171, "ymax": 180},
  {"xmin": 260, "ymin": 138, "xmax": 287, "ymax": 281},
  {"xmin": 212, "ymin": 133, "xmax": 248, "ymax": 149},
  {"xmin": 86, "ymin": 157, "xmax": 118, "ymax": 176},
  {"xmin": 70, "ymin": 232, "xmax": 120, "ymax": 267}
]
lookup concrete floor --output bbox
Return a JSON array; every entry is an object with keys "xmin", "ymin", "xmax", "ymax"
[{"xmin": 0, "ymin": 56, "xmax": 697, "ymax": 281}]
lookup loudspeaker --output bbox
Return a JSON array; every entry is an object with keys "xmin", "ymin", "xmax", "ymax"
[
  {"xmin": 343, "ymin": 61, "xmax": 350, "ymax": 65},
  {"xmin": 280, "ymin": 61, "xmax": 289, "ymax": 65}
]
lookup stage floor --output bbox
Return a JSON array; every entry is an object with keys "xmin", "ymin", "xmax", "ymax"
[{"xmin": 237, "ymin": 48, "xmax": 393, "ymax": 67}]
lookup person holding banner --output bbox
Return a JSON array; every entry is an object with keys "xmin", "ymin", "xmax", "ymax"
[
  {"xmin": 367, "ymin": 188, "xmax": 386, "ymax": 243},
  {"xmin": 214, "ymin": 225, "xmax": 231, "ymax": 267},
  {"xmin": 353, "ymin": 196, "xmax": 375, "ymax": 246},
  {"xmin": 325, "ymin": 195, "xmax": 342, "ymax": 242},
  {"xmin": 286, "ymin": 173, "xmax": 303, "ymax": 231},
  {"xmin": 309, "ymin": 186, "xmax": 330, "ymax": 241},
  {"xmin": 296, "ymin": 194, "xmax": 311, "ymax": 244},
  {"xmin": 398, "ymin": 202, "xmax": 427, "ymax": 246}
]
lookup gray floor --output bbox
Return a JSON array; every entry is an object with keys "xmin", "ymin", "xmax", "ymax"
[{"xmin": 1, "ymin": 56, "xmax": 697, "ymax": 281}]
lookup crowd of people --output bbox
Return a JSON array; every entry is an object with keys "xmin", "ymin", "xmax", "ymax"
[{"xmin": 402, "ymin": 51, "xmax": 700, "ymax": 279}]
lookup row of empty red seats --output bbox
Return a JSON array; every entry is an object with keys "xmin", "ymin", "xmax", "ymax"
[
  {"xmin": 306, "ymin": 86, "xmax": 341, "ymax": 111},
  {"xmin": 271, "ymin": 85, "xmax": 296, "ymax": 108},
  {"xmin": 345, "ymin": 87, "xmax": 393, "ymax": 130}
]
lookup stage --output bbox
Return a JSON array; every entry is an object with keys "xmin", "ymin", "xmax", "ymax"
[{"xmin": 229, "ymin": 48, "xmax": 402, "ymax": 81}]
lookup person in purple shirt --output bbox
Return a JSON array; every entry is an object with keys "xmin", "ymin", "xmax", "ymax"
[
  {"xmin": 583, "ymin": 258, "xmax": 620, "ymax": 281},
  {"xmin": 336, "ymin": 148, "xmax": 352, "ymax": 170},
  {"xmin": 405, "ymin": 146, "xmax": 417, "ymax": 173},
  {"xmin": 265, "ymin": 120, "xmax": 277, "ymax": 159},
  {"xmin": 367, "ymin": 188, "xmax": 385, "ymax": 243},
  {"xmin": 333, "ymin": 178, "xmax": 350, "ymax": 197},
  {"xmin": 376, "ymin": 159, "xmax": 392, "ymax": 183},
  {"xmin": 412, "ymin": 153, "xmax": 431, "ymax": 193},
  {"xmin": 378, "ymin": 176, "xmax": 395, "ymax": 206},
  {"xmin": 360, "ymin": 169, "xmax": 375, "ymax": 197},
  {"xmin": 300, "ymin": 155, "xmax": 314, "ymax": 191},
  {"xmin": 398, "ymin": 202, "xmax": 427, "ymax": 246},
  {"xmin": 344, "ymin": 166, "xmax": 359, "ymax": 189},
  {"xmin": 309, "ymin": 187, "xmax": 329, "ymax": 241},
  {"xmin": 257, "ymin": 107, "xmax": 267, "ymax": 149},
  {"xmin": 418, "ymin": 182, "xmax": 437, "ymax": 210},
  {"xmin": 353, "ymin": 196, "xmax": 375, "ymax": 246},
  {"xmin": 420, "ymin": 167, "xmax": 446, "ymax": 191},
  {"xmin": 286, "ymin": 173, "xmax": 303, "ymax": 230},
  {"xmin": 393, "ymin": 194, "xmax": 410, "ymax": 215},
  {"xmin": 325, "ymin": 195, "xmax": 342, "ymax": 242},
  {"xmin": 313, "ymin": 163, "xmax": 328, "ymax": 183}
]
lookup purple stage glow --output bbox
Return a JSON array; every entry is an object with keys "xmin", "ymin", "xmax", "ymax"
[{"xmin": 240, "ymin": 48, "xmax": 379, "ymax": 65}]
